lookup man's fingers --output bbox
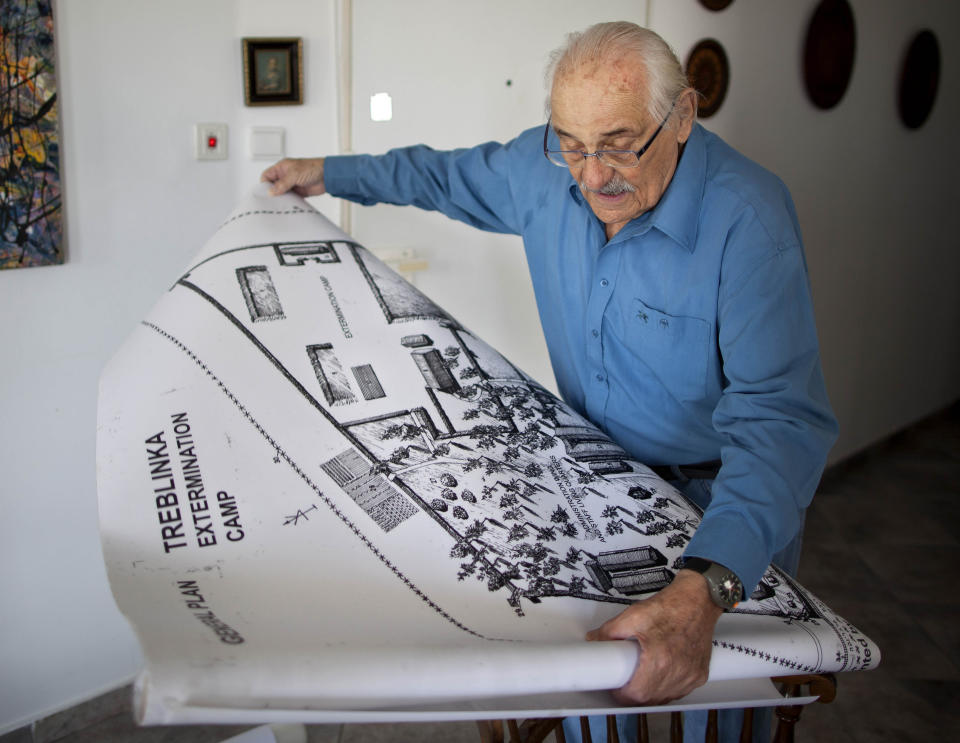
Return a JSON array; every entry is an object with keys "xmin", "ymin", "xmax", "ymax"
[
  {"xmin": 270, "ymin": 179, "xmax": 293, "ymax": 196},
  {"xmin": 262, "ymin": 158, "xmax": 325, "ymax": 196},
  {"xmin": 259, "ymin": 159, "xmax": 314, "ymax": 196},
  {"xmin": 259, "ymin": 165, "xmax": 278, "ymax": 183},
  {"xmin": 586, "ymin": 576, "xmax": 720, "ymax": 705},
  {"xmin": 260, "ymin": 161, "xmax": 287, "ymax": 184},
  {"xmin": 586, "ymin": 621, "xmax": 617, "ymax": 642},
  {"xmin": 587, "ymin": 605, "xmax": 645, "ymax": 642}
]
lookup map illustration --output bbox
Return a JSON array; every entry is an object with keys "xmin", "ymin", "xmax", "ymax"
[{"xmin": 97, "ymin": 187, "xmax": 879, "ymax": 724}]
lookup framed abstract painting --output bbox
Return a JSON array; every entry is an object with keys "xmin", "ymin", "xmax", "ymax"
[{"xmin": 1, "ymin": 0, "xmax": 63, "ymax": 269}]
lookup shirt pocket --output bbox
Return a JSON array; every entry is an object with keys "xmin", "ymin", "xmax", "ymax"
[{"xmin": 629, "ymin": 298, "xmax": 711, "ymax": 402}]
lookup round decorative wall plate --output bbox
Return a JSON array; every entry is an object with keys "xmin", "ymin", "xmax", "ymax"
[
  {"xmin": 803, "ymin": 0, "xmax": 857, "ymax": 110},
  {"xmin": 686, "ymin": 39, "xmax": 730, "ymax": 119},
  {"xmin": 699, "ymin": 0, "xmax": 734, "ymax": 10},
  {"xmin": 898, "ymin": 30, "xmax": 940, "ymax": 129}
]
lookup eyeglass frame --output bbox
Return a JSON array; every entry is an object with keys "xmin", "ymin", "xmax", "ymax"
[{"xmin": 542, "ymin": 104, "xmax": 674, "ymax": 169}]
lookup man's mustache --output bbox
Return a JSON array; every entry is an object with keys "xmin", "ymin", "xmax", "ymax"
[{"xmin": 579, "ymin": 176, "xmax": 637, "ymax": 196}]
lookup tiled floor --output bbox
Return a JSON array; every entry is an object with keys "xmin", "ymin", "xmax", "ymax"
[
  {"xmin": 793, "ymin": 402, "xmax": 960, "ymax": 742},
  {"xmin": 5, "ymin": 403, "xmax": 958, "ymax": 743}
]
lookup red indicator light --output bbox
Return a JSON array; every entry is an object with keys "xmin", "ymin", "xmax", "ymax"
[{"xmin": 207, "ymin": 136, "xmax": 218, "ymax": 149}]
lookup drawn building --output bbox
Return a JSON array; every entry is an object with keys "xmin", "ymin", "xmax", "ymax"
[
  {"xmin": 584, "ymin": 546, "xmax": 672, "ymax": 595},
  {"xmin": 306, "ymin": 343, "xmax": 357, "ymax": 406},
  {"xmin": 400, "ymin": 334, "xmax": 433, "ymax": 348},
  {"xmin": 273, "ymin": 240, "xmax": 343, "ymax": 266},
  {"xmin": 351, "ymin": 364, "xmax": 386, "ymax": 400},
  {"xmin": 740, "ymin": 568, "xmax": 823, "ymax": 621},
  {"xmin": 321, "ymin": 448, "xmax": 418, "ymax": 532},
  {"xmin": 236, "ymin": 265, "xmax": 284, "ymax": 322},
  {"xmin": 411, "ymin": 349, "xmax": 460, "ymax": 393},
  {"xmin": 555, "ymin": 425, "xmax": 631, "ymax": 475}
]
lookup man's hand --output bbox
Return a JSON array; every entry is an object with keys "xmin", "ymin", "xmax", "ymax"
[
  {"xmin": 587, "ymin": 569, "xmax": 723, "ymax": 705},
  {"xmin": 260, "ymin": 157, "xmax": 326, "ymax": 197}
]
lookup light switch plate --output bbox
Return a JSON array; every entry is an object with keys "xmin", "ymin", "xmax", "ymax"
[{"xmin": 249, "ymin": 127, "xmax": 285, "ymax": 160}]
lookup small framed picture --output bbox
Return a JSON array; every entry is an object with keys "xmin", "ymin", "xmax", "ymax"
[{"xmin": 242, "ymin": 37, "xmax": 303, "ymax": 106}]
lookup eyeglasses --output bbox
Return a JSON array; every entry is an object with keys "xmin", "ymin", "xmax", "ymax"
[{"xmin": 543, "ymin": 106, "xmax": 673, "ymax": 169}]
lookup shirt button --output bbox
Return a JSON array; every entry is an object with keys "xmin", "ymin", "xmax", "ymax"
[
  {"xmin": 591, "ymin": 329, "xmax": 599, "ymax": 338},
  {"xmin": 595, "ymin": 373, "xmax": 604, "ymax": 382},
  {"xmin": 600, "ymin": 278, "xmax": 609, "ymax": 287}
]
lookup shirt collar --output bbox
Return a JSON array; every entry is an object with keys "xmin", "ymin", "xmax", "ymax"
[{"xmin": 565, "ymin": 123, "xmax": 707, "ymax": 253}]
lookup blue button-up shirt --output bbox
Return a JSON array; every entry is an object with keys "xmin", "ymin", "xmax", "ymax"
[{"xmin": 325, "ymin": 123, "xmax": 838, "ymax": 592}]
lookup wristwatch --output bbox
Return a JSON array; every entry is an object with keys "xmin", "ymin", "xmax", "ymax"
[{"xmin": 683, "ymin": 557, "xmax": 743, "ymax": 610}]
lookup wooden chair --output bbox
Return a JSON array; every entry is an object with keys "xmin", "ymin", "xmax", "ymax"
[{"xmin": 475, "ymin": 673, "xmax": 836, "ymax": 743}]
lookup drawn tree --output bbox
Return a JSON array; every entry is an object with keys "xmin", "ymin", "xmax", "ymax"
[
  {"xmin": 605, "ymin": 519, "xmax": 625, "ymax": 536},
  {"xmin": 645, "ymin": 521, "xmax": 672, "ymax": 536},
  {"xmin": 499, "ymin": 493, "xmax": 519, "ymax": 509},
  {"xmin": 601, "ymin": 505, "xmax": 622, "ymax": 520},
  {"xmin": 462, "ymin": 456, "xmax": 484, "ymax": 473},
  {"xmin": 468, "ymin": 424, "xmax": 504, "ymax": 451},
  {"xmin": 636, "ymin": 510, "xmax": 655, "ymax": 524},
  {"xmin": 503, "ymin": 506, "xmax": 524, "ymax": 522},
  {"xmin": 526, "ymin": 542, "xmax": 549, "ymax": 563},
  {"xmin": 575, "ymin": 468, "xmax": 598, "ymax": 485},
  {"xmin": 442, "ymin": 345, "xmax": 461, "ymax": 370},
  {"xmin": 536, "ymin": 525, "xmax": 557, "ymax": 542},
  {"xmin": 542, "ymin": 556, "xmax": 562, "ymax": 577},
  {"xmin": 550, "ymin": 505, "xmax": 570, "ymax": 524},
  {"xmin": 524, "ymin": 462, "xmax": 544, "ymax": 479},
  {"xmin": 381, "ymin": 422, "xmax": 424, "ymax": 442}
]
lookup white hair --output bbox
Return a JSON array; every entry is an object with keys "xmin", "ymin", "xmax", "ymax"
[{"xmin": 545, "ymin": 22, "xmax": 691, "ymax": 124}]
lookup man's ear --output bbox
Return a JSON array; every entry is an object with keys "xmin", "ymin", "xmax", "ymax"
[{"xmin": 675, "ymin": 88, "xmax": 698, "ymax": 144}]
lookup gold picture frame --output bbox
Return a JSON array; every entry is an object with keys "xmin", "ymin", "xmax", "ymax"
[{"xmin": 242, "ymin": 37, "xmax": 303, "ymax": 106}]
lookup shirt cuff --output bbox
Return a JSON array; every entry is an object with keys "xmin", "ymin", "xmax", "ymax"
[
  {"xmin": 323, "ymin": 154, "xmax": 368, "ymax": 202},
  {"xmin": 683, "ymin": 508, "xmax": 770, "ymax": 596}
]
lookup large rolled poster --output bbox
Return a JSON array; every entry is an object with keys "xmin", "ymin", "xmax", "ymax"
[{"xmin": 97, "ymin": 187, "xmax": 879, "ymax": 725}]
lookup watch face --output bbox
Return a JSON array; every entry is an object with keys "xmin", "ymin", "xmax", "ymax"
[
  {"xmin": 687, "ymin": 559, "xmax": 742, "ymax": 609},
  {"xmin": 717, "ymin": 575, "xmax": 739, "ymax": 607}
]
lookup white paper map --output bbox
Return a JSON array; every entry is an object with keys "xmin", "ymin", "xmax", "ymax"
[{"xmin": 97, "ymin": 186, "xmax": 879, "ymax": 725}]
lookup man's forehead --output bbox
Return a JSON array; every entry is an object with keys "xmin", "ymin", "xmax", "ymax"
[
  {"xmin": 577, "ymin": 52, "xmax": 645, "ymax": 83},
  {"xmin": 551, "ymin": 88, "xmax": 649, "ymax": 136},
  {"xmin": 551, "ymin": 53, "xmax": 649, "ymax": 126},
  {"xmin": 555, "ymin": 52, "xmax": 646, "ymax": 93}
]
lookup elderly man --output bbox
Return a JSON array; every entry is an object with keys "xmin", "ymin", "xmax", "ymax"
[{"xmin": 263, "ymin": 22, "xmax": 837, "ymax": 742}]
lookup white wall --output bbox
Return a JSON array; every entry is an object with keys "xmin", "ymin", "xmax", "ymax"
[
  {"xmin": 348, "ymin": 0, "xmax": 652, "ymax": 391},
  {"xmin": 649, "ymin": 0, "xmax": 960, "ymax": 460},
  {"xmin": 1, "ymin": 0, "xmax": 957, "ymax": 734},
  {"xmin": 0, "ymin": 0, "xmax": 339, "ymax": 732}
]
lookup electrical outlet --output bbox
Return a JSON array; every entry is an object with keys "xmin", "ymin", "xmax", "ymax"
[{"xmin": 194, "ymin": 123, "xmax": 228, "ymax": 160}]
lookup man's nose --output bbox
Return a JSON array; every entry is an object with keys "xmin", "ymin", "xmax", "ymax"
[{"xmin": 578, "ymin": 155, "xmax": 612, "ymax": 190}]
